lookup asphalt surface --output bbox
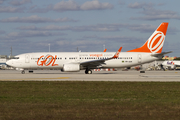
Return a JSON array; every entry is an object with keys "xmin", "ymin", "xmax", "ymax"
[{"xmin": 0, "ymin": 69, "xmax": 180, "ymax": 81}]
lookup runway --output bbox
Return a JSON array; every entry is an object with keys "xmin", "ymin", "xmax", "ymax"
[{"xmin": 0, "ymin": 70, "xmax": 180, "ymax": 81}]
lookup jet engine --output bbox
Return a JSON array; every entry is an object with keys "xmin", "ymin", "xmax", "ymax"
[{"xmin": 62, "ymin": 63, "xmax": 80, "ymax": 72}]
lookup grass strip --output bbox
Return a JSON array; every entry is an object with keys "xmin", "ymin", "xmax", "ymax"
[{"xmin": 0, "ymin": 81, "xmax": 180, "ymax": 120}]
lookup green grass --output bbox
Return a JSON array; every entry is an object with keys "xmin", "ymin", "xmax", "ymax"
[{"xmin": 0, "ymin": 81, "xmax": 180, "ymax": 120}]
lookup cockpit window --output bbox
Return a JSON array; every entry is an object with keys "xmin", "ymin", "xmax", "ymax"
[{"xmin": 12, "ymin": 57, "xmax": 19, "ymax": 59}]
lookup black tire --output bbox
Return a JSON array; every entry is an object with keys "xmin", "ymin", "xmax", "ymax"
[
  {"xmin": 85, "ymin": 70, "xmax": 88, "ymax": 74},
  {"xmin": 21, "ymin": 70, "xmax": 25, "ymax": 74},
  {"xmin": 85, "ymin": 69, "xmax": 92, "ymax": 74}
]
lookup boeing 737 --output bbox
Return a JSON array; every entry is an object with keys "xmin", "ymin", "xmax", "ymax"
[{"xmin": 6, "ymin": 22, "xmax": 171, "ymax": 74}]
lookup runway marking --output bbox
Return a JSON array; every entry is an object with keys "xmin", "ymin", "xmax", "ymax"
[
  {"xmin": 0, "ymin": 77, "xmax": 70, "ymax": 81},
  {"xmin": 140, "ymin": 75, "xmax": 180, "ymax": 78},
  {"xmin": 41, "ymin": 77, "xmax": 70, "ymax": 80}
]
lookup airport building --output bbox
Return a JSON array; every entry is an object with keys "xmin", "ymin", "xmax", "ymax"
[
  {"xmin": 0, "ymin": 55, "xmax": 15, "ymax": 69},
  {"xmin": 162, "ymin": 56, "xmax": 177, "ymax": 60},
  {"xmin": 0, "ymin": 55, "xmax": 7, "ymax": 69}
]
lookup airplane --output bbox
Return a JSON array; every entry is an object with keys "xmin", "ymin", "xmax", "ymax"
[
  {"xmin": 6, "ymin": 22, "xmax": 171, "ymax": 74},
  {"xmin": 161, "ymin": 60, "xmax": 180, "ymax": 70}
]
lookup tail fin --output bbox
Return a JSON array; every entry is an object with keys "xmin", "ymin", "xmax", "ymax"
[{"xmin": 127, "ymin": 22, "xmax": 168, "ymax": 53}]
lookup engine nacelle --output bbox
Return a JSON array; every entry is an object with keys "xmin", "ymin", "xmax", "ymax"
[{"xmin": 62, "ymin": 63, "xmax": 80, "ymax": 72}]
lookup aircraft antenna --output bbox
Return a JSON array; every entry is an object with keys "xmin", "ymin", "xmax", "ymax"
[{"xmin": 10, "ymin": 46, "xmax": 12, "ymax": 57}]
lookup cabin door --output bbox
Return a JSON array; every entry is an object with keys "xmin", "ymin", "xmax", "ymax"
[
  {"xmin": 138, "ymin": 54, "xmax": 142, "ymax": 64},
  {"xmin": 25, "ymin": 54, "xmax": 30, "ymax": 63}
]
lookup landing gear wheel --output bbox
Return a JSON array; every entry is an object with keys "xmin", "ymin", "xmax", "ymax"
[
  {"xmin": 85, "ymin": 69, "xmax": 92, "ymax": 74},
  {"xmin": 85, "ymin": 70, "xmax": 88, "ymax": 74},
  {"xmin": 29, "ymin": 70, "xmax": 33, "ymax": 73},
  {"xmin": 140, "ymin": 71, "xmax": 145, "ymax": 73},
  {"xmin": 21, "ymin": 70, "xmax": 25, "ymax": 74},
  {"xmin": 88, "ymin": 70, "xmax": 92, "ymax": 74}
]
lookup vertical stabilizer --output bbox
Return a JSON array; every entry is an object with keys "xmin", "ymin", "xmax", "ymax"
[{"xmin": 127, "ymin": 22, "xmax": 168, "ymax": 53}]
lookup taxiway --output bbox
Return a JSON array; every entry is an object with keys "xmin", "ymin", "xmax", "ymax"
[{"xmin": 0, "ymin": 70, "xmax": 180, "ymax": 81}]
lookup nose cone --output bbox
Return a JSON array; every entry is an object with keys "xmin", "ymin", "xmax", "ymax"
[{"xmin": 6, "ymin": 60, "xmax": 13, "ymax": 67}]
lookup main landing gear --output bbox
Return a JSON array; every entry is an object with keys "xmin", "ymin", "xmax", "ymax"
[
  {"xmin": 85, "ymin": 69, "xmax": 92, "ymax": 74},
  {"xmin": 21, "ymin": 70, "xmax": 33, "ymax": 74}
]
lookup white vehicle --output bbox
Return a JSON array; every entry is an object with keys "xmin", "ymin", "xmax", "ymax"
[
  {"xmin": 6, "ymin": 22, "xmax": 171, "ymax": 74},
  {"xmin": 161, "ymin": 60, "xmax": 180, "ymax": 70}
]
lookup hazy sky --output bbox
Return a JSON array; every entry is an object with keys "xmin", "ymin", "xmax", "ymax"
[{"xmin": 0, "ymin": 0, "xmax": 180, "ymax": 56}]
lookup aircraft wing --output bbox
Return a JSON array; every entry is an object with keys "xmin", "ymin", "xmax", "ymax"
[
  {"xmin": 80, "ymin": 47, "xmax": 122, "ymax": 69},
  {"xmin": 80, "ymin": 59, "xmax": 106, "ymax": 68}
]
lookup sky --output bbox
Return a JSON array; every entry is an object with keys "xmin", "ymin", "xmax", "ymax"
[{"xmin": 0, "ymin": 0, "xmax": 180, "ymax": 57}]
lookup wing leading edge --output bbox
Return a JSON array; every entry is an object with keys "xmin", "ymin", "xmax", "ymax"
[{"xmin": 80, "ymin": 47, "xmax": 122, "ymax": 69}]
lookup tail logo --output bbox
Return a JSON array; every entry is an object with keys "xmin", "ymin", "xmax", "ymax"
[
  {"xmin": 127, "ymin": 22, "xmax": 168, "ymax": 53},
  {"xmin": 147, "ymin": 31, "xmax": 165, "ymax": 53}
]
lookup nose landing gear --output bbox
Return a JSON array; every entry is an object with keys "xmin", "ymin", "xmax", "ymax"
[{"xmin": 21, "ymin": 70, "xmax": 25, "ymax": 74}]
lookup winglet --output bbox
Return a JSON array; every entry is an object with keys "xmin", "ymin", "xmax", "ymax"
[
  {"xmin": 112, "ymin": 47, "xmax": 122, "ymax": 58},
  {"xmin": 103, "ymin": 49, "xmax": 107, "ymax": 52}
]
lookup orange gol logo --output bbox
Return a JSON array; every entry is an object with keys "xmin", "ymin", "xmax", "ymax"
[
  {"xmin": 37, "ymin": 55, "xmax": 58, "ymax": 66},
  {"xmin": 147, "ymin": 31, "xmax": 165, "ymax": 53}
]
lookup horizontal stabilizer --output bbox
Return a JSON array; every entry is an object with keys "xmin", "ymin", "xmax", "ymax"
[{"xmin": 151, "ymin": 51, "xmax": 172, "ymax": 57}]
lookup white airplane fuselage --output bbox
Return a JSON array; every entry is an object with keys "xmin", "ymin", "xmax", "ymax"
[{"xmin": 7, "ymin": 52, "xmax": 161, "ymax": 70}]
